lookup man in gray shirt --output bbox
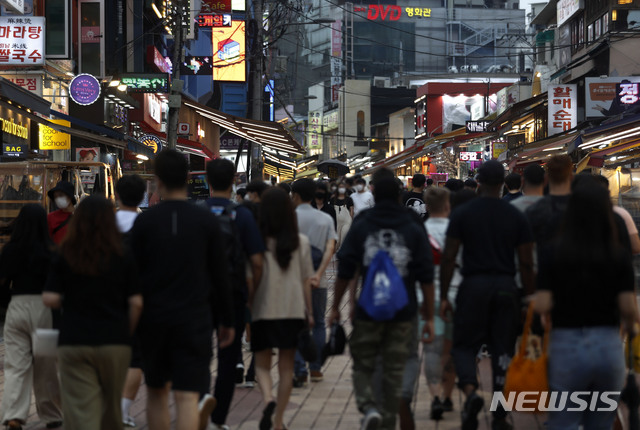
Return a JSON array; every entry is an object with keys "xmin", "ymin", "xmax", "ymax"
[
  {"xmin": 511, "ymin": 164, "xmax": 545, "ymax": 213},
  {"xmin": 291, "ymin": 179, "xmax": 337, "ymax": 385}
]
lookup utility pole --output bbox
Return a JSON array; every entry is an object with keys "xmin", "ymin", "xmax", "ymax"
[
  {"xmin": 167, "ymin": 0, "xmax": 187, "ymax": 150},
  {"xmin": 248, "ymin": 0, "xmax": 264, "ymax": 181}
]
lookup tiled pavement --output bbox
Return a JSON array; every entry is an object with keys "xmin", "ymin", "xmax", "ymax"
[{"xmin": 8, "ymin": 264, "xmax": 548, "ymax": 430}]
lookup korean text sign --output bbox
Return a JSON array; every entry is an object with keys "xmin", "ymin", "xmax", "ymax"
[
  {"xmin": 0, "ymin": 16, "xmax": 44, "ymax": 65},
  {"xmin": 548, "ymin": 85, "xmax": 577, "ymax": 136}
]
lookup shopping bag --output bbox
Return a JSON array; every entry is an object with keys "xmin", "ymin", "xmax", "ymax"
[{"xmin": 503, "ymin": 302, "xmax": 549, "ymax": 413}]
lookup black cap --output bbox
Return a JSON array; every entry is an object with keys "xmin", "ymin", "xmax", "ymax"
[
  {"xmin": 477, "ymin": 160, "xmax": 505, "ymax": 186},
  {"xmin": 47, "ymin": 181, "xmax": 77, "ymax": 205}
]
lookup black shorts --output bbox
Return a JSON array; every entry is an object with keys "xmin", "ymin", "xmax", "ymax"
[
  {"xmin": 130, "ymin": 335, "xmax": 143, "ymax": 369},
  {"xmin": 138, "ymin": 319, "xmax": 213, "ymax": 392},
  {"xmin": 251, "ymin": 319, "xmax": 304, "ymax": 352}
]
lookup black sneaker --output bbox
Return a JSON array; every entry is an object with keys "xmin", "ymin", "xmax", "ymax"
[
  {"xmin": 492, "ymin": 417, "xmax": 513, "ymax": 430},
  {"xmin": 442, "ymin": 397, "xmax": 454, "ymax": 412},
  {"xmin": 235, "ymin": 363, "xmax": 244, "ymax": 384},
  {"xmin": 431, "ymin": 397, "xmax": 444, "ymax": 421},
  {"xmin": 461, "ymin": 392, "xmax": 484, "ymax": 430},
  {"xmin": 293, "ymin": 374, "xmax": 307, "ymax": 388}
]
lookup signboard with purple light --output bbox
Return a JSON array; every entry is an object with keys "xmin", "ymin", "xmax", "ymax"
[{"xmin": 69, "ymin": 74, "xmax": 101, "ymax": 106}]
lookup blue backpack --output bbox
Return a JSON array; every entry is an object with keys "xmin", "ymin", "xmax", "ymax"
[{"xmin": 359, "ymin": 249, "xmax": 409, "ymax": 321}]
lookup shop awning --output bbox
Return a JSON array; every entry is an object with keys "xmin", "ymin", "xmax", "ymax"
[
  {"xmin": 0, "ymin": 77, "xmax": 50, "ymax": 115},
  {"xmin": 183, "ymin": 101, "xmax": 305, "ymax": 156},
  {"xmin": 488, "ymin": 93, "xmax": 547, "ymax": 131},
  {"xmin": 420, "ymin": 128, "xmax": 469, "ymax": 149}
]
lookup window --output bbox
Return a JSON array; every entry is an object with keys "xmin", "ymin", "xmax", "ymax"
[
  {"xmin": 78, "ymin": 0, "xmax": 104, "ymax": 77},
  {"xmin": 357, "ymin": 110, "xmax": 365, "ymax": 139},
  {"xmin": 45, "ymin": 0, "xmax": 69, "ymax": 58}
]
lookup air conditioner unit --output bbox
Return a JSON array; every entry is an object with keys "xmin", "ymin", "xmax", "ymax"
[
  {"xmin": 448, "ymin": 65, "xmax": 459, "ymax": 74},
  {"xmin": 373, "ymin": 77, "xmax": 391, "ymax": 88}
]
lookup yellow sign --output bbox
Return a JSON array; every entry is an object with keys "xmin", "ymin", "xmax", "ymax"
[
  {"xmin": 39, "ymin": 120, "xmax": 71, "ymax": 150},
  {"xmin": 0, "ymin": 117, "xmax": 28, "ymax": 139},
  {"xmin": 212, "ymin": 20, "xmax": 246, "ymax": 82}
]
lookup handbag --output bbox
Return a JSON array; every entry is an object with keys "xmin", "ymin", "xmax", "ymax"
[{"xmin": 503, "ymin": 302, "xmax": 549, "ymax": 413}]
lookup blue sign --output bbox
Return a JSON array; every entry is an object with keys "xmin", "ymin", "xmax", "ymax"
[
  {"xmin": 69, "ymin": 74, "xmax": 101, "ymax": 106},
  {"xmin": 140, "ymin": 134, "xmax": 163, "ymax": 154}
]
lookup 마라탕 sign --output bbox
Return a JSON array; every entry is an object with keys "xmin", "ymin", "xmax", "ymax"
[{"xmin": 0, "ymin": 16, "xmax": 44, "ymax": 65}]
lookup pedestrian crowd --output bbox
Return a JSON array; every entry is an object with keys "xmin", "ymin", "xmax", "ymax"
[{"xmin": 0, "ymin": 150, "xmax": 638, "ymax": 430}]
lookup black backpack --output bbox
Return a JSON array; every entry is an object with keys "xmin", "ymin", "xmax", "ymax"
[{"xmin": 209, "ymin": 202, "xmax": 248, "ymax": 300}]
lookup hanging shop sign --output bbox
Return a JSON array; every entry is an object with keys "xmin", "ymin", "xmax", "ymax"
[
  {"xmin": 0, "ymin": 73, "xmax": 41, "ymax": 95},
  {"xmin": 557, "ymin": 0, "xmax": 584, "ymax": 26},
  {"xmin": 415, "ymin": 97, "xmax": 427, "ymax": 139},
  {"xmin": 308, "ymin": 110, "xmax": 323, "ymax": 151},
  {"xmin": 548, "ymin": 85, "xmax": 577, "ymax": 135},
  {"xmin": 201, "ymin": 0, "xmax": 231, "ymax": 13},
  {"xmin": 220, "ymin": 135, "xmax": 242, "ymax": 151},
  {"xmin": 492, "ymin": 141, "xmax": 507, "ymax": 160},
  {"xmin": 147, "ymin": 46, "xmax": 171, "ymax": 73},
  {"xmin": 120, "ymin": 73, "xmax": 169, "ymax": 93},
  {"xmin": 178, "ymin": 123, "xmax": 190, "ymax": 135},
  {"xmin": 197, "ymin": 14, "xmax": 232, "ymax": 27},
  {"xmin": 38, "ymin": 120, "xmax": 70, "ymax": 150},
  {"xmin": 140, "ymin": 134, "xmax": 163, "ymax": 154},
  {"xmin": 2, "ymin": 142, "xmax": 25, "ymax": 157},
  {"xmin": 212, "ymin": 20, "xmax": 246, "ymax": 82},
  {"xmin": 465, "ymin": 120, "xmax": 492, "ymax": 133},
  {"xmin": 0, "ymin": 16, "xmax": 44, "ymax": 65},
  {"xmin": 69, "ymin": 74, "xmax": 101, "ymax": 106},
  {"xmin": 459, "ymin": 151, "xmax": 482, "ymax": 161}
]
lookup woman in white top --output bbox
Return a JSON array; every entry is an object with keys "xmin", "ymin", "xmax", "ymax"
[{"xmin": 251, "ymin": 188, "xmax": 314, "ymax": 430}]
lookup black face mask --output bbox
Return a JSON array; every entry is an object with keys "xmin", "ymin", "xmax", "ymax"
[{"xmin": 316, "ymin": 192, "xmax": 327, "ymax": 200}]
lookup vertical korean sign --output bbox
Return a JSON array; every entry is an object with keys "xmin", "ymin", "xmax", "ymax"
[
  {"xmin": 0, "ymin": 16, "xmax": 44, "ymax": 65},
  {"xmin": 331, "ymin": 21, "xmax": 342, "ymax": 103},
  {"xmin": 308, "ymin": 110, "xmax": 323, "ymax": 151},
  {"xmin": 548, "ymin": 85, "xmax": 577, "ymax": 135}
]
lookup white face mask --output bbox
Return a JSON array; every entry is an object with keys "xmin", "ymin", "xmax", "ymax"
[
  {"xmin": 244, "ymin": 194, "xmax": 252, "ymax": 201},
  {"xmin": 338, "ymin": 187, "xmax": 346, "ymax": 194},
  {"xmin": 355, "ymin": 184, "xmax": 364, "ymax": 192},
  {"xmin": 55, "ymin": 196, "xmax": 70, "ymax": 209}
]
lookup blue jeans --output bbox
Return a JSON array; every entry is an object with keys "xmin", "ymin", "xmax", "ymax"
[
  {"xmin": 547, "ymin": 327, "xmax": 625, "ymax": 430},
  {"xmin": 295, "ymin": 287, "xmax": 327, "ymax": 375}
]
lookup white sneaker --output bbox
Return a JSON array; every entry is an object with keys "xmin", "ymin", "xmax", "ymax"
[
  {"xmin": 361, "ymin": 408, "xmax": 382, "ymax": 430},
  {"xmin": 198, "ymin": 394, "xmax": 217, "ymax": 430},
  {"xmin": 212, "ymin": 424, "xmax": 230, "ymax": 430},
  {"xmin": 123, "ymin": 416, "xmax": 136, "ymax": 427}
]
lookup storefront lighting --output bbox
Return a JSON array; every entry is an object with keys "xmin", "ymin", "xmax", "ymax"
[
  {"xmin": 136, "ymin": 154, "xmax": 149, "ymax": 161},
  {"xmin": 543, "ymin": 146, "xmax": 563, "ymax": 151},
  {"xmin": 109, "ymin": 80, "xmax": 120, "ymax": 87},
  {"xmin": 581, "ymin": 126, "xmax": 640, "ymax": 149},
  {"xmin": 117, "ymin": 83, "xmax": 128, "ymax": 92},
  {"xmin": 612, "ymin": 10, "xmax": 618, "ymax": 21},
  {"xmin": 152, "ymin": 2, "xmax": 163, "ymax": 18}
]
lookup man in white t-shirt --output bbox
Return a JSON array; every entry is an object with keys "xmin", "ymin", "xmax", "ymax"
[{"xmin": 351, "ymin": 176, "xmax": 374, "ymax": 217}]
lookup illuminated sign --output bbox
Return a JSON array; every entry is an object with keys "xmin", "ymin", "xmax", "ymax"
[
  {"xmin": 308, "ymin": 110, "xmax": 323, "ymax": 151},
  {"xmin": 459, "ymin": 151, "xmax": 482, "ymax": 161},
  {"xmin": 619, "ymin": 83, "xmax": 639, "ymax": 105},
  {"xmin": 466, "ymin": 121, "xmax": 492, "ymax": 133},
  {"xmin": 120, "ymin": 74, "xmax": 169, "ymax": 93},
  {"xmin": 140, "ymin": 134, "xmax": 163, "ymax": 154},
  {"xmin": 212, "ymin": 20, "xmax": 246, "ymax": 82},
  {"xmin": 548, "ymin": 85, "xmax": 577, "ymax": 135},
  {"xmin": 181, "ymin": 56, "xmax": 214, "ymax": 76},
  {"xmin": 147, "ymin": 46, "xmax": 171, "ymax": 73},
  {"xmin": 0, "ymin": 16, "xmax": 44, "ymax": 65},
  {"xmin": 197, "ymin": 14, "xmax": 232, "ymax": 27},
  {"xmin": 0, "ymin": 116, "xmax": 27, "ymax": 139},
  {"xmin": 2, "ymin": 143, "xmax": 24, "ymax": 157},
  {"xmin": 69, "ymin": 74, "xmax": 101, "ymax": 105},
  {"xmin": 201, "ymin": 0, "xmax": 231, "ymax": 13},
  {"xmin": 354, "ymin": 5, "xmax": 431, "ymax": 21},
  {"xmin": 39, "ymin": 120, "xmax": 71, "ymax": 150},
  {"xmin": 585, "ymin": 77, "xmax": 640, "ymax": 117}
]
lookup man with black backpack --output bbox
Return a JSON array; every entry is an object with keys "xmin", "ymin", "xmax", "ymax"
[
  {"xmin": 328, "ymin": 168, "xmax": 435, "ymax": 430},
  {"xmin": 203, "ymin": 159, "xmax": 265, "ymax": 430},
  {"xmin": 291, "ymin": 178, "xmax": 337, "ymax": 386}
]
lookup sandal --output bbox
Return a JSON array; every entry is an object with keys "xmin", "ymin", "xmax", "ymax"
[
  {"xmin": 5, "ymin": 420, "xmax": 22, "ymax": 430},
  {"xmin": 259, "ymin": 401, "xmax": 276, "ymax": 430}
]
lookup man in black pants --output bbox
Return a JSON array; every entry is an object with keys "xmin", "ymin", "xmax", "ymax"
[
  {"xmin": 131, "ymin": 150, "xmax": 235, "ymax": 430},
  {"xmin": 439, "ymin": 161, "xmax": 535, "ymax": 430},
  {"xmin": 204, "ymin": 159, "xmax": 265, "ymax": 430}
]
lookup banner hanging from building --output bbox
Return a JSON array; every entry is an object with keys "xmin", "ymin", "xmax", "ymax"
[
  {"xmin": 308, "ymin": 110, "xmax": 323, "ymax": 151},
  {"xmin": 548, "ymin": 85, "xmax": 577, "ymax": 135}
]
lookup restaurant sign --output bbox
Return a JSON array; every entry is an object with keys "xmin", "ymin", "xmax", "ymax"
[{"xmin": 548, "ymin": 85, "xmax": 577, "ymax": 135}]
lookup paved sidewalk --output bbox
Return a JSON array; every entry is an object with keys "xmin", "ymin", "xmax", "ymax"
[{"xmin": 9, "ymin": 264, "xmax": 546, "ymax": 430}]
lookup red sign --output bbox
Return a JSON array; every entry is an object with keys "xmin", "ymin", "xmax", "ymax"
[
  {"xmin": 147, "ymin": 46, "xmax": 171, "ymax": 73},
  {"xmin": 178, "ymin": 123, "xmax": 190, "ymax": 135},
  {"xmin": 197, "ymin": 14, "xmax": 232, "ymax": 27},
  {"xmin": 367, "ymin": 5, "xmax": 402, "ymax": 21},
  {"xmin": 201, "ymin": 0, "xmax": 231, "ymax": 13}
]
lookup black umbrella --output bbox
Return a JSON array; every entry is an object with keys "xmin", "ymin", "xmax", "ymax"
[
  {"xmin": 317, "ymin": 159, "xmax": 349, "ymax": 179},
  {"xmin": 622, "ymin": 334, "xmax": 640, "ymax": 430}
]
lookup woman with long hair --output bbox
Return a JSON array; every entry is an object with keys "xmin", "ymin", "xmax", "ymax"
[
  {"xmin": 329, "ymin": 180, "xmax": 354, "ymax": 250},
  {"xmin": 534, "ymin": 175, "xmax": 637, "ymax": 430},
  {"xmin": 251, "ymin": 188, "xmax": 313, "ymax": 430},
  {"xmin": 43, "ymin": 196, "xmax": 143, "ymax": 430},
  {"xmin": 0, "ymin": 204, "xmax": 63, "ymax": 430}
]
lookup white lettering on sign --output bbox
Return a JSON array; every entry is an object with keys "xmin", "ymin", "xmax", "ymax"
[
  {"xmin": 620, "ymin": 83, "xmax": 639, "ymax": 105},
  {"xmin": 459, "ymin": 151, "xmax": 482, "ymax": 161}
]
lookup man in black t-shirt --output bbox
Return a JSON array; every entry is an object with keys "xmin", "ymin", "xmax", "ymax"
[
  {"xmin": 131, "ymin": 150, "xmax": 235, "ymax": 430},
  {"xmin": 402, "ymin": 173, "xmax": 428, "ymax": 220},
  {"xmin": 440, "ymin": 161, "xmax": 534, "ymax": 430}
]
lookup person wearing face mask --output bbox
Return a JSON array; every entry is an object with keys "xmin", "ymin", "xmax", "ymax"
[
  {"xmin": 311, "ymin": 182, "xmax": 337, "ymax": 230},
  {"xmin": 350, "ymin": 176, "xmax": 374, "ymax": 218},
  {"xmin": 329, "ymin": 181, "xmax": 354, "ymax": 251},
  {"xmin": 47, "ymin": 181, "xmax": 76, "ymax": 245}
]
